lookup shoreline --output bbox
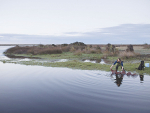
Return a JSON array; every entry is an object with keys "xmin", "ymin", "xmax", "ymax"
[
  {"xmin": 1, "ymin": 53, "xmax": 150, "ymax": 75},
  {"xmin": 2, "ymin": 43, "xmax": 150, "ymax": 75}
]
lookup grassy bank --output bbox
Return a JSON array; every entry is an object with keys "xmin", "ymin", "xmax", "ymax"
[
  {"xmin": 9, "ymin": 52, "xmax": 150, "ymax": 64},
  {"xmin": 11, "ymin": 52, "xmax": 104, "ymax": 60},
  {"xmin": 3, "ymin": 43, "xmax": 150, "ymax": 75},
  {"xmin": 1, "ymin": 59, "xmax": 150, "ymax": 75}
]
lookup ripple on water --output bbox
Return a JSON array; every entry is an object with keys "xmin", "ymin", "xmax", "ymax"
[{"xmin": 0, "ymin": 61, "xmax": 150, "ymax": 113}]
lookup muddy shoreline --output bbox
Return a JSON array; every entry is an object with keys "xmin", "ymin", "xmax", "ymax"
[{"xmin": 5, "ymin": 55, "xmax": 41, "ymax": 59}]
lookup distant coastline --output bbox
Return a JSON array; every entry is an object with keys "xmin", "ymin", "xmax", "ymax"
[
  {"xmin": 0, "ymin": 44, "xmax": 39, "ymax": 46},
  {"xmin": 0, "ymin": 44, "xmax": 147, "ymax": 47}
]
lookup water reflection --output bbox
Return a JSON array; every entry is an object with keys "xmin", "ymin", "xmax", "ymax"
[
  {"xmin": 140, "ymin": 75, "xmax": 144, "ymax": 83},
  {"xmin": 6, "ymin": 54, "xmax": 40, "ymax": 59},
  {"xmin": 111, "ymin": 69, "xmax": 144, "ymax": 87},
  {"xmin": 0, "ymin": 46, "xmax": 13, "ymax": 60},
  {"xmin": 0, "ymin": 61, "xmax": 150, "ymax": 112},
  {"xmin": 83, "ymin": 59, "xmax": 106, "ymax": 64},
  {"xmin": 114, "ymin": 74, "xmax": 123, "ymax": 87}
]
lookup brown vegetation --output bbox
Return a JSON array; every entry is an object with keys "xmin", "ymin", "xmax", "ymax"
[
  {"xmin": 4, "ymin": 42, "xmax": 91, "ymax": 55},
  {"xmin": 126, "ymin": 45, "xmax": 134, "ymax": 52},
  {"xmin": 102, "ymin": 44, "xmax": 145, "ymax": 59},
  {"xmin": 5, "ymin": 42, "xmax": 148, "ymax": 61},
  {"xmin": 5, "ymin": 46, "xmax": 62, "ymax": 55},
  {"xmin": 74, "ymin": 49, "xmax": 82, "ymax": 56},
  {"xmin": 143, "ymin": 43, "xmax": 150, "ymax": 49},
  {"xmin": 118, "ymin": 51, "xmax": 140, "ymax": 59},
  {"xmin": 103, "ymin": 43, "xmax": 119, "ymax": 56}
]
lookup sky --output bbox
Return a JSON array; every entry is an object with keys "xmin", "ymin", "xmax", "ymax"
[{"xmin": 0, "ymin": 0, "xmax": 150, "ymax": 44}]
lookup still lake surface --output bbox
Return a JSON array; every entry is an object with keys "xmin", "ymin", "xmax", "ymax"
[{"xmin": 0, "ymin": 46, "xmax": 150, "ymax": 113}]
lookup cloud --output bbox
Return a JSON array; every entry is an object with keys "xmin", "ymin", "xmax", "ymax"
[{"xmin": 0, "ymin": 24, "xmax": 150, "ymax": 44}]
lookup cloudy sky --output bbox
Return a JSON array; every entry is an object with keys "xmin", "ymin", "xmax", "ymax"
[{"xmin": 0, "ymin": 0, "xmax": 150, "ymax": 44}]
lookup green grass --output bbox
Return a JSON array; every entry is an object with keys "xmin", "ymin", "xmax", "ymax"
[
  {"xmin": 1, "ymin": 59, "xmax": 150, "ymax": 75},
  {"xmin": 13, "ymin": 52, "xmax": 104, "ymax": 60},
  {"xmin": 123, "ymin": 62, "xmax": 150, "ymax": 75},
  {"xmin": 3, "ymin": 52, "xmax": 150, "ymax": 75}
]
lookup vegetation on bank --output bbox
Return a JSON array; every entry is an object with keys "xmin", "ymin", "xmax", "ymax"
[
  {"xmin": 2, "ymin": 42, "xmax": 150, "ymax": 75},
  {"xmin": 1, "ymin": 59, "xmax": 150, "ymax": 75},
  {"xmin": 4, "ymin": 42, "xmax": 101, "ymax": 55}
]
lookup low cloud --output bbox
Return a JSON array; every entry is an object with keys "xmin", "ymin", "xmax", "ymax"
[{"xmin": 0, "ymin": 24, "xmax": 150, "ymax": 44}]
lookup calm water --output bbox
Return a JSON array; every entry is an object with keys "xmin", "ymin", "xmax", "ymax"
[{"xmin": 0, "ymin": 46, "xmax": 150, "ymax": 113}]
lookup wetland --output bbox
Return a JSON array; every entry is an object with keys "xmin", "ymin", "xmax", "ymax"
[{"xmin": 0, "ymin": 44, "xmax": 150, "ymax": 113}]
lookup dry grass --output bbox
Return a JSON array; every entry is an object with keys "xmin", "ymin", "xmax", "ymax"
[
  {"xmin": 116, "ymin": 45, "xmax": 150, "ymax": 55},
  {"xmin": 116, "ymin": 45, "xmax": 144, "ymax": 51},
  {"xmin": 82, "ymin": 47, "xmax": 101, "ymax": 54},
  {"xmin": 144, "ymin": 45, "xmax": 150, "ymax": 49},
  {"xmin": 70, "ymin": 46, "xmax": 76, "ymax": 52},
  {"xmin": 61, "ymin": 46, "xmax": 70, "ymax": 52},
  {"xmin": 118, "ymin": 51, "xmax": 140, "ymax": 59},
  {"xmin": 74, "ymin": 49, "xmax": 82, "ymax": 56}
]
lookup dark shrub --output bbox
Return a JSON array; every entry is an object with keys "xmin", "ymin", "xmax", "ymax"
[
  {"xmin": 52, "ymin": 44, "xmax": 57, "ymax": 47},
  {"xmin": 126, "ymin": 45, "xmax": 134, "ymax": 52},
  {"xmin": 61, "ymin": 44, "xmax": 68, "ymax": 47},
  {"xmin": 71, "ymin": 41, "xmax": 86, "ymax": 46}
]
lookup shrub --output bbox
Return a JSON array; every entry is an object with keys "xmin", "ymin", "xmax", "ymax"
[
  {"xmin": 52, "ymin": 44, "xmax": 57, "ymax": 47},
  {"xmin": 71, "ymin": 41, "xmax": 86, "ymax": 46},
  {"xmin": 96, "ymin": 45, "xmax": 101, "ymax": 50},
  {"xmin": 5, "ymin": 46, "xmax": 62, "ymax": 55},
  {"xmin": 5, "ymin": 46, "xmax": 31, "ymax": 54},
  {"xmin": 126, "ymin": 45, "xmax": 134, "ymax": 52},
  {"xmin": 61, "ymin": 44, "xmax": 68, "ymax": 47}
]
